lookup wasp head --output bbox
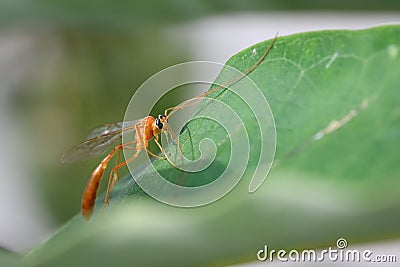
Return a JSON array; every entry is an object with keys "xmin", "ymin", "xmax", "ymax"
[{"xmin": 155, "ymin": 114, "xmax": 167, "ymax": 130}]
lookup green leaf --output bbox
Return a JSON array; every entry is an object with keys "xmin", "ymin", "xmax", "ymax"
[
  {"xmin": 24, "ymin": 25, "xmax": 400, "ymax": 266},
  {"xmin": 0, "ymin": 248, "xmax": 23, "ymax": 267}
]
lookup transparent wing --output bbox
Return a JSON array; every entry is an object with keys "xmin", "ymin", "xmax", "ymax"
[{"xmin": 61, "ymin": 120, "xmax": 142, "ymax": 163}]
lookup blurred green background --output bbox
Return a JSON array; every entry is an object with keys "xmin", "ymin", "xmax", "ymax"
[{"xmin": 0, "ymin": 0, "xmax": 400, "ymax": 260}]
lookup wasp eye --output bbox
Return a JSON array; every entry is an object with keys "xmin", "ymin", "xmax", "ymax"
[{"xmin": 155, "ymin": 118, "xmax": 163, "ymax": 129}]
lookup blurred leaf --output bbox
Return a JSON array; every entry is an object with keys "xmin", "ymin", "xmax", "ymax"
[
  {"xmin": 1, "ymin": 1, "xmax": 400, "ymax": 29},
  {"xmin": 24, "ymin": 25, "xmax": 400, "ymax": 266},
  {"xmin": 0, "ymin": 248, "xmax": 23, "ymax": 267}
]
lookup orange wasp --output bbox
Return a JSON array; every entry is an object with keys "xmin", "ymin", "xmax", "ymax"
[{"xmin": 62, "ymin": 36, "xmax": 277, "ymax": 220}]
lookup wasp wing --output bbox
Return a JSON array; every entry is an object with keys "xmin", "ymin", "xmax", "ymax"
[{"xmin": 61, "ymin": 120, "xmax": 142, "ymax": 163}]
